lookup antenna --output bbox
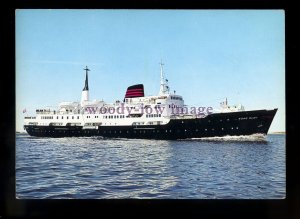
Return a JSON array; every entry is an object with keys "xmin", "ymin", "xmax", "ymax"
[
  {"xmin": 158, "ymin": 60, "xmax": 170, "ymax": 95},
  {"xmin": 159, "ymin": 60, "xmax": 164, "ymax": 84},
  {"xmin": 84, "ymin": 66, "xmax": 90, "ymax": 74}
]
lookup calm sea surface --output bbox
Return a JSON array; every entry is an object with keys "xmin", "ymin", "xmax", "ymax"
[{"xmin": 16, "ymin": 133, "xmax": 285, "ymax": 199}]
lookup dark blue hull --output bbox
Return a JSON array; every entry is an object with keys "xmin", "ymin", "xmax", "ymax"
[{"xmin": 24, "ymin": 109, "xmax": 277, "ymax": 140}]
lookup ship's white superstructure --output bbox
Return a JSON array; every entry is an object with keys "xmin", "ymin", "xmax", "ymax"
[{"xmin": 24, "ymin": 63, "xmax": 191, "ymax": 129}]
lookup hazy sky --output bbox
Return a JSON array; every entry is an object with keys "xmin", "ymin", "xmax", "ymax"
[{"xmin": 16, "ymin": 10, "xmax": 285, "ymax": 132}]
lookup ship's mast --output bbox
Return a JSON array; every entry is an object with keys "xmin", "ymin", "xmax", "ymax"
[
  {"xmin": 159, "ymin": 61, "xmax": 169, "ymax": 95},
  {"xmin": 81, "ymin": 66, "xmax": 90, "ymax": 105},
  {"xmin": 83, "ymin": 66, "xmax": 89, "ymax": 91}
]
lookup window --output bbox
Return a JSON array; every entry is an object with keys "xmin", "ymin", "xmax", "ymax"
[
  {"xmin": 72, "ymin": 116, "xmax": 74, "ymax": 119},
  {"xmin": 57, "ymin": 116, "xmax": 58, "ymax": 119},
  {"xmin": 67, "ymin": 116, "xmax": 69, "ymax": 119},
  {"xmin": 62, "ymin": 116, "xmax": 63, "ymax": 119},
  {"xmin": 77, "ymin": 116, "xmax": 79, "ymax": 119}
]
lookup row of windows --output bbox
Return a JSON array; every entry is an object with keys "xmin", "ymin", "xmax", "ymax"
[
  {"xmin": 104, "ymin": 115, "xmax": 126, "ymax": 119},
  {"xmin": 85, "ymin": 115, "xmax": 100, "ymax": 119},
  {"xmin": 33, "ymin": 127, "xmax": 241, "ymax": 135},
  {"xmin": 51, "ymin": 115, "xmax": 101, "ymax": 119},
  {"xmin": 55, "ymin": 116, "xmax": 80, "ymax": 120},
  {"xmin": 146, "ymin": 114, "xmax": 161, "ymax": 118},
  {"xmin": 170, "ymin": 96, "xmax": 182, "ymax": 100},
  {"xmin": 101, "ymin": 127, "xmax": 240, "ymax": 134},
  {"xmin": 41, "ymin": 116, "xmax": 53, "ymax": 119}
]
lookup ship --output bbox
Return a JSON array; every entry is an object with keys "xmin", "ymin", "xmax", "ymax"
[{"xmin": 24, "ymin": 63, "xmax": 277, "ymax": 140}]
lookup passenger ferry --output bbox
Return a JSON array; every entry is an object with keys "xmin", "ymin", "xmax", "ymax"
[{"xmin": 24, "ymin": 63, "xmax": 277, "ymax": 139}]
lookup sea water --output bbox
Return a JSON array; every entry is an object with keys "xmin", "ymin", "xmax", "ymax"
[{"xmin": 16, "ymin": 133, "xmax": 285, "ymax": 199}]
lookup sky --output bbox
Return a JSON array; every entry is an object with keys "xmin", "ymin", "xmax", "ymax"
[{"xmin": 16, "ymin": 9, "xmax": 285, "ymax": 132}]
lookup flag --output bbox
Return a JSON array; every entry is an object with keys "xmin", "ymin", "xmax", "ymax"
[{"xmin": 23, "ymin": 108, "xmax": 26, "ymax": 113}]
